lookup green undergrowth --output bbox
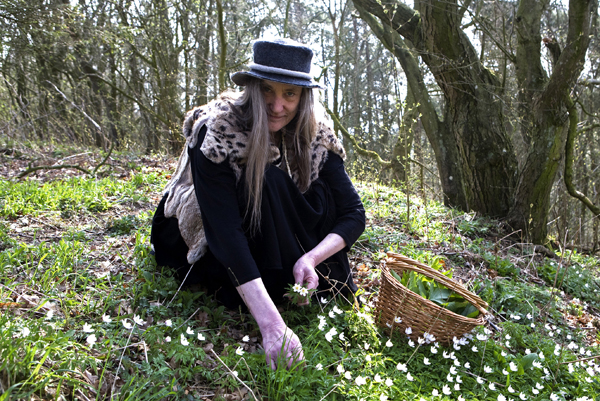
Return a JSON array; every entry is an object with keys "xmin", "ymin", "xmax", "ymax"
[{"xmin": 0, "ymin": 173, "xmax": 599, "ymax": 400}]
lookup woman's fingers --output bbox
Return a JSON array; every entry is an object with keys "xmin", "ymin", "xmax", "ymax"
[{"xmin": 262, "ymin": 325, "xmax": 304, "ymax": 370}]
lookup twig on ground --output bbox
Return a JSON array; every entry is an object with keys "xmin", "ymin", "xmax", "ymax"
[
  {"xmin": 319, "ymin": 383, "xmax": 340, "ymax": 401},
  {"xmin": 111, "ymin": 326, "xmax": 135, "ymax": 396},
  {"xmin": 561, "ymin": 354, "xmax": 600, "ymax": 364},
  {"xmin": 167, "ymin": 264, "xmax": 194, "ymax": 308},
  {"xmin": 209, "ymin": 349, "xmax": 260, "ymax": 401}
]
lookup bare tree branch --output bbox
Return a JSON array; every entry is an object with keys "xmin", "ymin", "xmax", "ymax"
[
  {"xmin": 324, "ymin": 105, "xmax": 391, "ymax": 167},
  {"xmin": 564, "ymin": 94, "xmax": 600, "ymax": 217}
]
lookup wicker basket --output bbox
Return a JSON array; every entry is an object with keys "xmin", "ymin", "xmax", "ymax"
[{"xmin": 375, "ymin": 251, "xmax": 488, "ymax": 344}]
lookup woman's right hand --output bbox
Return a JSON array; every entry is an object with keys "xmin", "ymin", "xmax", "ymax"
[
  {"xmin": 236, "ymin": 278, "xmax": 304, "ymax": 370},
  {"xmin": 261, "ymin": 321, "xmax": 304, "ymax": 370}
]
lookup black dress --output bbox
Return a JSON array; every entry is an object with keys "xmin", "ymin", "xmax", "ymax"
[{"xmin": 151, "ymin": 126, "xmax": 365, "ymax": 309}]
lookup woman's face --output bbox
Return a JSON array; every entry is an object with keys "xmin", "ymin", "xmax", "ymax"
[{"xmin": 261, "ymin": 80, "xmax": 302, "ymax": 133}]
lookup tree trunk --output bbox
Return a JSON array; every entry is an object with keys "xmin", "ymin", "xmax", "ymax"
[
  {"xmin": 353, "ymin": 0, "xmax": 518, "ymax": 216},
  {"xmin": 507, "ymin": 0, "xmax": 596, "ymax": 243},
  {"xmin": 390, "ymin": 86, "xmax": 417, "ymax": 183}
]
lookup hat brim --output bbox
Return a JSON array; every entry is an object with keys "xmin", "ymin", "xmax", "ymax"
[{"xmin": 231, "ymin": 70, "xmax": 324, "ymax": 89}]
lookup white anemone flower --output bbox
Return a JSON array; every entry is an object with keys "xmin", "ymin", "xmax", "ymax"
[
  {"xmin": 86, "ymin": 334, "xmax": 97, "ymax": 347},
  {"xmin": 133, "ymin": 315, "xmax": 144, "ymax": 326},
  {"xmin": 180, "ymin": 334, "xmax": 189, "ymax": 346}
]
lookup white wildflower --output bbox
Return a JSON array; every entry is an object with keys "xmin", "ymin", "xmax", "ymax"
[
  {"xmin": 180, "ymin": 334, "xmax": 189, "ymax": 346},
  {"xmin": 442, "ymin": 385, "xmax": 451, "ymax": 395},
  {"xmin": 86, "ymin": 334, "xmax": 97, "ymax": 347}
]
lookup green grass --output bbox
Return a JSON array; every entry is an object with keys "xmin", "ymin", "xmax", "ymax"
[{"xmin": 0, "ymin": 161, "xmax": 599, "ymax": 400}]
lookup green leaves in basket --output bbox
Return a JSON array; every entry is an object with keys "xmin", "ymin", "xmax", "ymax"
[{"xmin": 389, "ymin": 268, "xmax": 479, "ymax": 318}]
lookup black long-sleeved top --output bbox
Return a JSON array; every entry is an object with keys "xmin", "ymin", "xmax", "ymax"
[{"xmin": 188, "ymin": 125, "xmax": 365, "ymax": 288}]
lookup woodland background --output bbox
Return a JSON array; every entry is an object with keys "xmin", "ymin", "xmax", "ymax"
[{"xmin": 1, "ymin": 0, "xmax": 599, "ymax": 252}]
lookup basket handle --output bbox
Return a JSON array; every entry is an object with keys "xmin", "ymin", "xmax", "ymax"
[{"xmin": 385, "ymin": 251, "xmax": 489, "ymax": 312}]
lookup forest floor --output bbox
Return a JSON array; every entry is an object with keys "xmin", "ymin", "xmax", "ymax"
[{"xmin": 1, "ymin": 145, "xmax": 599, "ymax": 401}]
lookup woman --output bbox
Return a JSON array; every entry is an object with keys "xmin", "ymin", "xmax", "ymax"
[{"xmin": 151, "ymin": 38, "xmax": 365, "ymax": 369}]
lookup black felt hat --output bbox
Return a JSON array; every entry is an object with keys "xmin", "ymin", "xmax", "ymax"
[{"xmin": 231, "ymin": 38, "xmax": 324, "ymax": 89}]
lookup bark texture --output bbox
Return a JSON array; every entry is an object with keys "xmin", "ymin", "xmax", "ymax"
[
  {"xmin": 353, "ymin": 0, "xmax": 518, "ymax": 217},
  {"xmin": 354, "ymin": 0, "xmax": 597, "ymax": 243}
]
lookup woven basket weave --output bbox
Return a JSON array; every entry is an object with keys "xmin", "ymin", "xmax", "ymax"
[{"xmin": 375, "ymin": 252, "xmax": 488, "ymax": 344}]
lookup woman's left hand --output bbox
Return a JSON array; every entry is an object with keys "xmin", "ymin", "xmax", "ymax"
[{"xmin": 292, "ymin": 254, "xmax": 319, "ymax": 306}]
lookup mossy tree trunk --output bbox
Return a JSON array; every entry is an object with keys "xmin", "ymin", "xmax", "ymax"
[
  {"xmin": 506, "ymin": 0, "xmax": 596, "ymax": 243},
  {"xmin": 353, "ymin": 0, "xmax": 596, "ymax": 243},
  {"xmin": 353, "ymin": 0, "xmax": 518, "ymax": 217}
]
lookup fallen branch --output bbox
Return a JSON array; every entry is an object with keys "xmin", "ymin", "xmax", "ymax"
[
  {"xmin": 209, "ymin": 349, "xmax": 260, "ymax": 401},
  {"xmin": 15, "ymin": 140, "xmax": 114, "ymax": 180}
]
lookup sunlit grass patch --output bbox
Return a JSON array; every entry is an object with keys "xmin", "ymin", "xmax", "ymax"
[
  {"xmin": 0, "ymin": 171, "xmax": 599, "ymax": 400},
  {"xmin": 0, "ymin": 172, "xmax": 167, "ymax": 218}
]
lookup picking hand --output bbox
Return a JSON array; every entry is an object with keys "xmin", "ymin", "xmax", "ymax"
[
  {"xmin": 261, "ymin": 322, "xmax": 304, "ymax": 370},
  {"xmin": 292, "ymin": 254, "xmax": 319, "ymax": 305}
]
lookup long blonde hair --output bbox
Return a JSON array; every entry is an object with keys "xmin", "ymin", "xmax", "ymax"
[{"xmin": 233, "ymin": 78, "xmax": 318, "ymax": 232}]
